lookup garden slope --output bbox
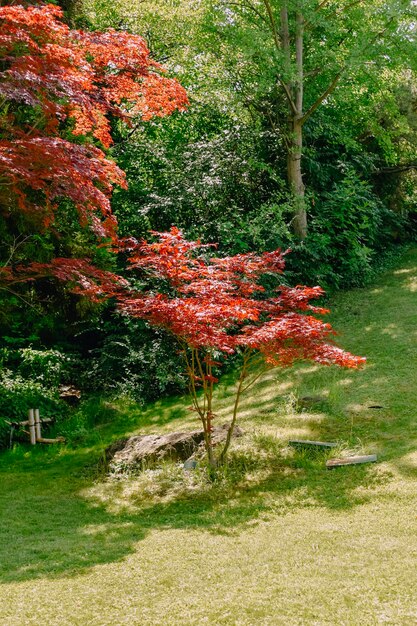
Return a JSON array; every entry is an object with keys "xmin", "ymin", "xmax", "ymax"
[{"xmin": 0, "ymin": 248, "xmax": 416, "ymax": 625}]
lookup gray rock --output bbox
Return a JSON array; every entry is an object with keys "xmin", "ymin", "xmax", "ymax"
[
  {"xmin": 106, "ymin": 424, "xmax": 243, "ymax": 471},
  {"xmin": 296, "ymin": 395, "xmax": 326, "ymax": 411}
]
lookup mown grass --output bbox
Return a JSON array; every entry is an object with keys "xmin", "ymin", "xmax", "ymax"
[{"xmin": 0, "ymin": 248, "xmax": 416, "ymax": 625}]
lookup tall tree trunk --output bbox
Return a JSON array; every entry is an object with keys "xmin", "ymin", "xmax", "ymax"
[
  {"xmin": 278, "ymin": 4, "xmax": 307, "ymax": 240},
  {"xmin": 289, "ymin": 11, "xmax": 307, "ymax": 240},
  {"xmin": 57, "ymin": 0, "xmax": 82, "ymax": 25},
  {"xmin": 287, "ymin": 117, "xmax": 307, "ymax": 239}
]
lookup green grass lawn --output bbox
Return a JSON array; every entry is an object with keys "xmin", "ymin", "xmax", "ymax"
[{"xmin": 1, "ymin": 248, "xmax": 416, "ymax": 625}]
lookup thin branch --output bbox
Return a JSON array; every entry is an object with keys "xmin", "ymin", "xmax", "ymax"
[
  {"xmin": 316, "ymin": 0, "xmax": 332, "ymax": 12},
  {"xmin": 374, "ymin": 163, "xmax": 417, "ymax": 175},
  {"xmin": 295, "ymin": 12, "xmax": 304, "ymax": 114},
  {"xmin": 259, "ymin": 0, "xmax": 298, "ymax": 115},
  {"xmin": 2, "ymin": 235, "xmax": 33, "ymax": 269},
  {"xmin": 240, "ymin": 366, "xmax": 268, "ymax": 394},
  {"xmin": 261, "ymin": 0, "xmax": 281, "ymax": 51},
  {"xmin": 301, "ymin": 69, "xmax": 343, "ymax": 125},
  {"xmin": 302, "ymin": 14, "xmax": 395, "ymax": 125},
  {"xmin": 0, "ymin": 286, "xmax": 39, "ymax": 310},
  {"xmin": 227, "ymin": 1, "xmax": 268, "ymax": 24},
  {"xmin": 183, "ymin": 346, "xmax": 205, "ymax": 427},
  {"xmin": 218, "ymin": 348, "xmax": 252, "ymax": 464},
  {"xmin": 279, "ymin": 79, "xmax": 298, "ymax": 116},
  {"xmin": 194, "ymin": 348, "xmax": 209, "ymax": 415}
]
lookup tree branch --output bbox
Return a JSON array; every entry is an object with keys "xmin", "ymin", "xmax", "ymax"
[
  {"xmin": 227, "ymin": 1, "xmax": 268, "ymax": 24},
  {"xmin": 374, "ymin": 163, "xmax": 417, "ymax": 175},
  {"xmin": 218, "ymin": 348, "xmax": 252, "ymax": 464},
  {"xmin": 301, "ymin": 69, "xmax": 343, "ymax": 125},
  {"xmin": 302, "ymin": 13, "xmax": 396, "ymax": 126},
  {"xmin": 274, "ymin": 3, "xmax": 298, "ymax": 115},
  {"xmin": 261, "ymin": 0, "xmax": 281, "ymax": 51},
  {"xmin": 295, "ymin": 12, "xmax": 304, "ymax": 114}
]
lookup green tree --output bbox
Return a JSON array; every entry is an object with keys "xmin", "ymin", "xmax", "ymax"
[
  {"xmin": 207, "ymin": 0, "xmax": 416, "ymax": 238},
  {"xmin": 82, "ymin": 0, "xmax": 417, "ymax": 281}
]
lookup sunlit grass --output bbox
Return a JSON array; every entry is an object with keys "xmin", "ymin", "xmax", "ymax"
[{"xmin": 0, "ymin": 248, "xmax": 416, "ymax": 625}]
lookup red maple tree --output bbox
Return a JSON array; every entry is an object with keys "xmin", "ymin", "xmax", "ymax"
[
  {"xmin": 0, "ymin": 4, "xmax": 188, "ymax": 291},
  {"xmin": 118, "ymin": 228, "xmax": 365, "ymax": 466}
]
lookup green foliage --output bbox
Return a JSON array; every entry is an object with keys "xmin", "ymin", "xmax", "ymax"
[
  {"xmin": 0, "ymin": 346, "xmax": 74, "ymax": 448},
  {"xmin": 1, "ymin": 0, "xmax": 417, "ymax": 430},
  {"xmin": 286, "ymin": 169, "xmax": 407, "ymax": 289},
  {"xmin": 13, "ymin": 348, "xmax": 73, "ymax": 388},
  {"xmin": 0, "ymin": 369, "xmax": 67, "ymax": 449},
  {"xmin": 75, "ymin": 315, "xmax": 187, "ymax": 402}
]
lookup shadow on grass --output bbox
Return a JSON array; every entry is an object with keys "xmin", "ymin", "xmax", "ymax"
[
  {"xmin": 0, "ymin": 437, "xmax": 390, "ymax": 585},
  {"xmin": 0, "ymin": 249, "xmax": 416, "ymax": 584}
]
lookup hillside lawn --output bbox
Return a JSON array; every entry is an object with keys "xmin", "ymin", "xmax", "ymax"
[{"xmin": 0, "ymin": 248, "xmax": 416, "ymax": 625}]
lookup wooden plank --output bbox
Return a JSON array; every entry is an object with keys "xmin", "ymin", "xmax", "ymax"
[
  {"xmin": 326, "ymin": 454, "xmax": 377, "ymax": 469},
  {"xmin": 289, "ymin": 439, "xmax": 337, "ymax": 449},
  {"xmin": 36, "ymin": 437, "xmax": 65, "ymax": 444},
  {"xmin": 14, "ymin": 417, "xmax": 53, "ymax": 427}
]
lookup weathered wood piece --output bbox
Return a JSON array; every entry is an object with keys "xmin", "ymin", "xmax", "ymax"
[
  {"xmin": 8, "ymin": 417, "xmax": 53, "ymax": 427},
  {"xmin": 34, "ymin": 408, "xmax": 41, "ymax": 441},
  {"xmin": 289, "ymin": 439, "xmax": 337, "ymax": 449},
  {"xmin": 28, "ymin": 409, "xmax": 36, "ymax": 445},
  {"xmin": 6, "ymin": 413, "xmax": 61, "ymax": 446},
  {"xmin": 59, "ymin": 385, "xmax": 81, "ymax": 405},
  {"xmin": 326, "ymin": 454, "xmax": 377, "ymax": 469},
  {"xmin": 36, "ymin": 437, "xmax": 66, "ymax": 444}
]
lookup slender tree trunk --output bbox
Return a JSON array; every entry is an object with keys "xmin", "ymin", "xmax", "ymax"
[
  {"xmin": 278, "ymin": 4, "xmax": 307, "ymax": 240},
  {"xmin": 287, "ymin": 117, "xmax": 307, "ymax": 239},
  {"xmin": 289, "ymin": 11, "xmax": 307, "ymax": 239}
]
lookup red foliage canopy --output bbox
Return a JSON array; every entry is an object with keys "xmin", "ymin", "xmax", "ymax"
[
  {"xmin": 0, "ymin": 256, "xmax": 127, "ymax": 303},
  {"xmin": 0, "ymin": 4, "xmax": 188, "ymax": 284},
  {"xmin": 119, "ymin": 228, "xmax": 365, "ymax": 369}
]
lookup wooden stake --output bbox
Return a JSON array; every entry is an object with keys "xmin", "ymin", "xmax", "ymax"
[
  {"xmin": 28, "ymin": 409, "xmax": 36, "ymax": 445},
  {"xmin": 34, "ymin": 408, "xmax": 41, "ymax": 441}
]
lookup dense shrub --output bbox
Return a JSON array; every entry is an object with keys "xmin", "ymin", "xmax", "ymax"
[
  {"xmin": 286, "ymin": 170, "xmax": 408, "ymax": 290},
  {"xmin": 75, "ymin": 315, "xmax": 187, "ymax": 402}
]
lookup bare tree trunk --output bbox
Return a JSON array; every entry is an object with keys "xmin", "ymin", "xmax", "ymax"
[
  {"xmin": 278, "ymin": 4, "xmax": 307, "ymax": 240},
  {"xmin": 288, "ymin": 11, "xmax": 307, "ymax": 239},
  {"xmin": 287, "ymin": 118, "xmax": 307, "ymax": 239}
]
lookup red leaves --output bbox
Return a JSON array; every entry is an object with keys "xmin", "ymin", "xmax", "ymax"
[
  {"xmin": 118, "ymin": 228, "xmax": 365, "ymax": 370},
  {"xmin": 0, "ymin": 138, "xmax": 124, "ymax": 240},
  {"xmin": 0, "ymin": 5, "xmax": 188, "ymax": 240},
  {"xmin": 116, "ymin": 229, "xmax": 365, "ymax": 456},
  {"xmin": 0, "ymin": 5, "xmax": 188, "ymax": 144},
  {"xmin": 0, "ymin": 6, "xmax": 188, "ymax": 296},
  {"xmin": 1, "ymin": 258, "xmax": 128, "ymax": 302}
]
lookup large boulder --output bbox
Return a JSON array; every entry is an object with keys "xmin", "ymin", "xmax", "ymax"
[{"xmin": 106, "ymin": 424, "xmax": 243, "ymax": 472}]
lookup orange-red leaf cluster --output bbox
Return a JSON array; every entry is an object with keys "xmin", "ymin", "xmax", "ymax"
[
  {"xmin": 0, "ymin": 5, "xmax": 188, "ymax": 293},
  {"xmin": 118, "ymin": 228, "xmax": 366, "ymax": 369},
  {"xmin": 0, "ymin": 4, "xmax": 188, "ymax": 240},
  {"xmin": 0, "ymin": 257, "xmax": 128, "ymax": 303}
]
